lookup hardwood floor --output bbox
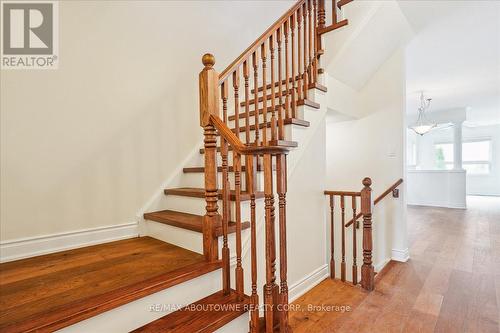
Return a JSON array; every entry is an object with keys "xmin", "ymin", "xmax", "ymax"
[
  {"xmin": 290, "ymin": 196, "xmax": 500, "ymax": 332},
  {"xmin": 0, "ymin": 236, "xmax": 220, "ymax": 332}
]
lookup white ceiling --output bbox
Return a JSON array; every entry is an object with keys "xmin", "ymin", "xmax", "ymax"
[
  {"xmin": 324, "ymin": 1, "xmax": 413, "ymax": 90},
  {"xmin": 402, "ymin": 1, "xmax": 500, "ymax": 126}
]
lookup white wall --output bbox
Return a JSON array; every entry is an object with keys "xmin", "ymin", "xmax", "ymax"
[
  {"xmin": 0, "ymin": 1, "xmax": 293, "ymax": 242},
  {"xmin": 326, "ymin": 49, "xmax": 408, "ymax": 269}
]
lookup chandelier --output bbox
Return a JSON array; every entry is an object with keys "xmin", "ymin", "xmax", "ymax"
[{"xmin": 410, "ymin": 92, "xmax": 436, "ymax": 136}]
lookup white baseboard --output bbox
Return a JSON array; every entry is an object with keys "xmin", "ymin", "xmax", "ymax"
[
  {"xmin": 0, "ymin": 222, "xmax": 139, "ymax": 263},
  {"xmin": 391, "ymin": 248, "xmax": 410, "ymax": 262},
  {"xmin": 289, "ymin": 264, "xmax": 329, "ymax": 302}
]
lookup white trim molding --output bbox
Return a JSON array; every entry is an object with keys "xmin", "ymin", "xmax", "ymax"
[
  {"xmin": 0, "ymin": 223, "xmax": 139, "ymax": 263},
  {"xmin": 391, "ymin": 248, "xmax": 410, "ymax": 262},
  {"xmin": 289, "ymin": 264, "xmax": 329, "ymax": 302}
]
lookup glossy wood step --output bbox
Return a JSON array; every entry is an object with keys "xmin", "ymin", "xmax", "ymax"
[
  {"xmin": 183, "ymin": 165, "xmax": 265, "ymax": 173},
  {"xmin": 144, "ymin": 210, "xmax": 250, "ymax": 236},
  {"xmin": 224, "ymin": 118, "xmax": 310, "ymax": 136},
  {"xmin": 241, "ymin": 88, "xmax": 294, "ymax": 106},
  {"xmin": 228, "ymin": 99, "xmax": 320, "ymax": 121},
  {"xmin": 198, "ymin": 140, "xmax": 297, "ymax": 154},
  {"xmin": 251, "ymin": 77, "xmax": 327, "ymax": 94},
  {"xmin": 0, "ymin": 237, "xmax": 222, "ymax": 333},
  {"xmin": 131, "ymin": 289, "xmax": 251, "ymax": 333},
  {"xmin": 164, "ymin": 187, "xmax": 265, "ymax": 201}
]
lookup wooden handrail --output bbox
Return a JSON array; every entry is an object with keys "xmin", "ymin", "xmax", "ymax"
[
  {"xmin": 344, "ymin": 178, "xmax": 403, "ymax": 227},
  {"xmin": 218, "ymin": 0, "xmax": 306, "ymax": 84},
  {"xmin": 374, "ymin": 178, "xmax": 403, "ymax": 205},
  {"xmin": 324, "ymin": 190, "xmax": 360, "ymax": 196}
]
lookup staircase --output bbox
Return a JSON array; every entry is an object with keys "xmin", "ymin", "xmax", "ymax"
[
  {"xmin": 138, "ymin": 1, "xmax": 352, "ymax": 331},
  {"xmin": 0, "ymin": 1, "xmax": 353, "ymax": 332},
  {"xmin": 323, "ymin": 178, "xmax": 403, "ymax": 290}
]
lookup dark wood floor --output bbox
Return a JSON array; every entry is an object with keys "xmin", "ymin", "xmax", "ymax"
[
  {"xmin": 290, "ymin": 196, "xmax": 500, "ymax": 332},
  {"xmin": 0, "ymin": 236, "xmax": 212, "ymax": 332}
]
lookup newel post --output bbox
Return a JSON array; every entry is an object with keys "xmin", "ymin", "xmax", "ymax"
[
  {"xmin": 199, "ymin": 53, "xmax": 220, "ymax": 262},
  {"xmin": 360, "ymin": 177, "xmax": 374, "ymax": 291}
]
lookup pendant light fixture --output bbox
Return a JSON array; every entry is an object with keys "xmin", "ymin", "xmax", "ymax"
[{"xmin": 410, "ymin": 92, "xmax": 436, "ymax": 136}]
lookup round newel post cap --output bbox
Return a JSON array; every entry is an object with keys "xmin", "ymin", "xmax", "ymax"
[
  {"xmin": 202, "ymin": 53, "xmax": 215, "ymax": 68},
  {"xmin": 363, "ymin": 177, "xmax": 372, "ymax": 187}
]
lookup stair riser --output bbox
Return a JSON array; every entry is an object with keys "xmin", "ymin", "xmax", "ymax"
[
  {"xmin": 146, "ymin": 220, "xmax": 248, "ymax": 257},
  {"xmin": 60, "ymin": 269, "xmax": 222, "ymax": 332}
]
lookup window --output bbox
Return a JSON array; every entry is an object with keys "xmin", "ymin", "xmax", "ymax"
[
  {"xmin": 434, "ymin": 143, "xmax": 453, "ymax": 170},
  {"xmin": 433, "ymin": 140, "xmax": 491, "ymax": 174},
  {"xmin": 462, "ymin": 140, "xmax": 491, "ymax": 175}
]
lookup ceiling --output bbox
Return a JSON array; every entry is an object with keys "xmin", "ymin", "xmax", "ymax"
[
  {"xmin": 324, "ymin": 1, "xmax": 413, "ymax": 90},
  {"xmin": 402, "ymin": 1, "xmax": 500, "ymax": 126}
]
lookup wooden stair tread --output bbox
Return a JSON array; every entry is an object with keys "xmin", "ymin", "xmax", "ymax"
[
  {"xmin": 199, "ymin": 140, "xmax": 298, "ymax": 154},
  {"xmin": 0, "ymin": 237, "xmax": 221, "ymax": 333},
  {"xmin": 229, "ymin": 99, "xmax": 319, "ymax": 121},
  {"xmin": 251, "ymin": 77, "xmax": 327, "ymax": 94},
  {"xmin": 223, "ymin": 118, "xmax": 310, "ymax": 136},
  {"xmin": 144, "ymin": 210, "xmax": 250, "ymax": 236},
  {"xmin": 240, "ymin": 88, "xmax": 294, "ymax": 106},
  {"xmin": 131, "ymin": 290, "xmax": 250, "ymax": 333},
  {"xmin": 183, "ymin": 165, "xmax": 266, "ymax": 173},
  {"xmin": 164, "ymin": 187, "xmax": 265, "ymax": 201}
]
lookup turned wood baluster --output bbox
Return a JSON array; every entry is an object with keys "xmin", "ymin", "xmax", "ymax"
[
  {"xmin": 220, "ymin": 80, "xmax": 231, "ymax": 293},
  {"xmin": 263, "ymin": 153, "xmax": 277, "ymax": 333},
  {"xmin": 234, "ymin": 151, "xmax": 244, "ymax": 299},
  {"xmin": 246, "ymin": 153, "xmax": 259, "ymax": 333},
  {"xmin": 261, "ymin": 42, "xmax": 268, "ymax": 146},
  {"xmin": 243, "ymin": 60, "xmax": 251, "ymax": 145},
  {"xmin": 318, "ymin": 0, "xmax": 326, "ymax": 28},
  {"xmin": 277, "ymin": 26, "xmax": 285, "ymax": 140},
  {"xmin": 287, "ymin": 12, "xmax": 300, "ymax": 119},
  {"xmin": 303, "ymin": 2, "xmax": 309, "ymax": 100},
  {"xmin": 361, "ymin": 177, "xmax": 374, "ymax": 291},
  {"xmin": 317, "ymin": 0, "xmax": 325, "ymax": 52},
  {"xmin": 232, "ymin": 71, "xmax": 244, "ymax": 299},
  {"xmin": 329, "ymin": 194, "xmax": 335, "ymax": 279},
  {"xmin": 252, "ymin": 52, "xmax": 260, "ymax": 146},
  {"xmin": 199, "ymin": 54, "xmax": 219, "ymax": 263},
  {"xmin": 233, "ymin": 70, "xmax": 240, "ymax": 140},
  {"xmin": 312, "ymin": 0, "xmax": 318, "ymax": 84},
  {"xmin": 296, "ymin": 8, "xmax": 303, "ymax": 102},
  {"xmin": 284, "ymin": 21, "xmax": 291, "ymax": 121},
  {"xmin": 352, "ymin": 196, "xmax": 358, "ymax": 285},
  {"xmin": 277, "ymin": 153, "xmax": 289, "ymax": 331},
  {"xmin": 340, "ymin": 195, "xmax": 346, "ymax": 282},
  {"xmin": 269, "ymin": 34, "xmax": 277, "ymax": 142},
  {"xmin": 332, "ymin": 0, "xmax": 338, "ymax": 24},
  {"xmin": 307, "ymin": 0, "xmax": 313, "ymax": 87}
]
